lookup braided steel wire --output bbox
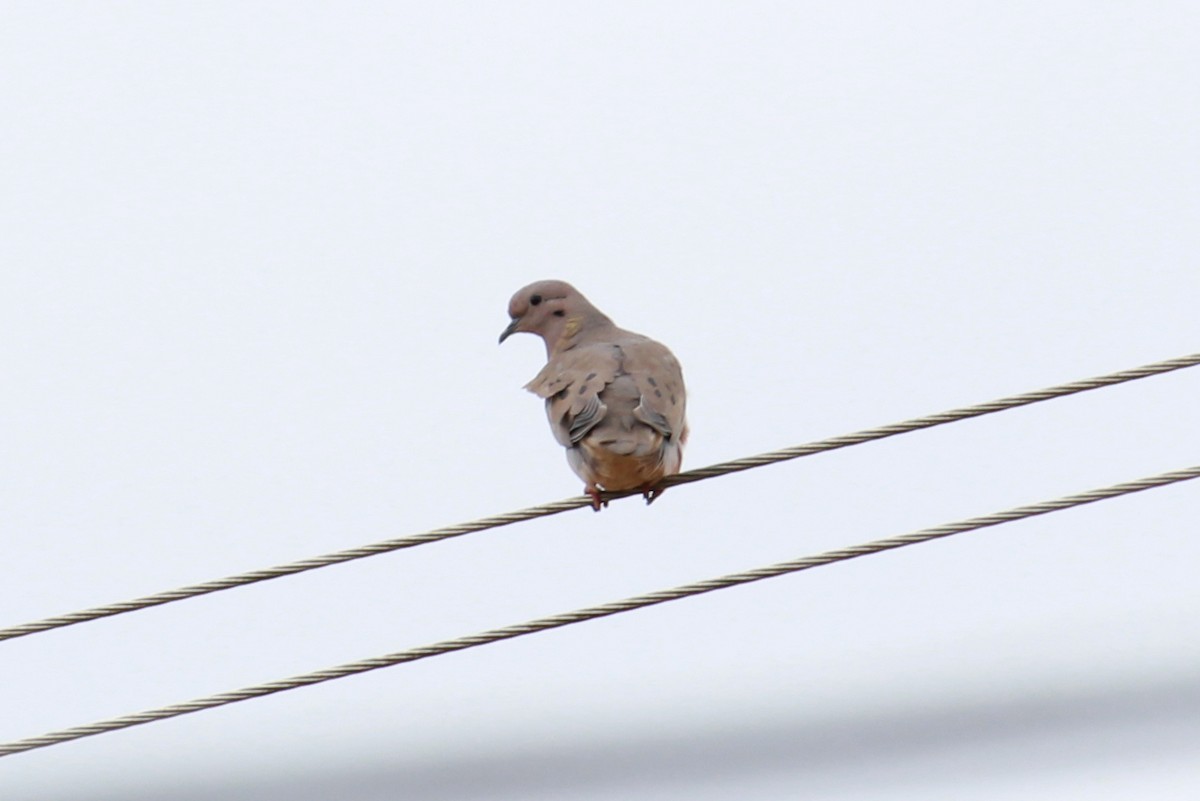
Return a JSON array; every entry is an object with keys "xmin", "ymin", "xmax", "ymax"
[
  {"xmin": 1, "ymin": 464, "xmax": 1196, "ymax": 758},
  {"xmin": 661, "ymin": 353, "xmax": 1200, "ymax": 486},
  {"xmin": 1, "ymin": 352, "xmax": 1197, "ymax": 644}
]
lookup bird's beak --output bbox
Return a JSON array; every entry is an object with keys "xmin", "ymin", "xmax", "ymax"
[{"xmin": 498, "ymin": 317, "xmax": 521, "ymax": 344}]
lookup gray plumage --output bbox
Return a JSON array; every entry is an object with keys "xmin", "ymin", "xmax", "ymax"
[{"xmin": 500, "ymin": 280, "xmax": 688, "ymax": 508}]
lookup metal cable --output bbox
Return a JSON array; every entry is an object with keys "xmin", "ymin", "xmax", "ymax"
[
  {"xmin": 2, "ymin": 464, "xmax": 1196, "ymax": 758},
  {"xmin": 659, "ymin": 353, "xmax": 1200, "ymax": 487},
  {"xmin": 1, "ymin": 351, "xmax": 1197, "ymax": 644}
]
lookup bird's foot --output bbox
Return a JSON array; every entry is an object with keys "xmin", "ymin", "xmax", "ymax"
[
  {"xmin": 642, "ymin": 484, "xmax": 665, "ymax": 505},
  {"xmin": 585, "ymin": 486, "xmax": 608, "ymax": 512}
]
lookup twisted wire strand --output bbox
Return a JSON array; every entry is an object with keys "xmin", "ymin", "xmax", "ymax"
[
  {"xmin": 660, "ymin": 353, "xmax": 1200, "ymax": 487},
  {"xmin": 2, "ymin": 464, "xmax": 1196, "ymax": 759},
  {"xmin": 1, "ymin": 351, "xmax": 1197, "ymax": 644}
]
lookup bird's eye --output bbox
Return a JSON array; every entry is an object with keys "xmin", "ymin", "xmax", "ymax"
[{"xmin": 530, "ymin": 294, "xmax": 542, "ymax": 306}]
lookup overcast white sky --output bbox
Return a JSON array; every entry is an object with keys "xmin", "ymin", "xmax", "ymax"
[{"xmin": 2, "ymin": 2, "xmax": 1199, "ymax": 799}]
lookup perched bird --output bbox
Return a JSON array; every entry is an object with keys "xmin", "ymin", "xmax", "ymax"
[{"xmin": 500, "ymin": 280, "xmax": 689, "ymax": 510}]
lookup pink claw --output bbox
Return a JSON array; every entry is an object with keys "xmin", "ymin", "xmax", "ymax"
[
  {"xmin": 585, "ymin": 487, "xmax": 607, "ymax": 511},
  {"xmin": 642, "ymin": 484, "xmax": 665, "ymax": 505}
]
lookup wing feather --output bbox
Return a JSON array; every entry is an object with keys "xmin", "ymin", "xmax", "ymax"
[{"xmin": 524, "ymin": 344, "xmax": 622, "ymax": 448}]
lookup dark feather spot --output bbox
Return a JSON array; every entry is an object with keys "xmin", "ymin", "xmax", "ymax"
[
  {"xmin": 647, "ymin": 377, "xmax": 657, "ymax": 387},
  {"xmin": 586, "ymin": 372, "xmax": 597, "ymax": 381},
  {"xmin": 654, "ymin": 389, "xmax": 662, "ymax": 398},
  {"xmin": 578, "ymin": 384, "xmax": 588, "ymax": 394},
  {"xmin": 553, "ymin": 310, "xmax": 565, "ymax": 317},
  {"xmin": 670, "ymin": 394, "xmax": 677, "ymax": 405},
  {"xmin": 556, "ymin": 389, "xmax": 568, "ymax": 399}
]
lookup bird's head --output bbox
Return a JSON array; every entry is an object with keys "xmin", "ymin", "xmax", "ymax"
[{"xmin": 499, "ymin": 280, "xmax": 611, "ymax": 354}]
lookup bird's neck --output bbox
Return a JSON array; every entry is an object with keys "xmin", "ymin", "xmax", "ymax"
[{"xmin": 545, "ymin": 310, "xmax": 616, "ymax": 357}]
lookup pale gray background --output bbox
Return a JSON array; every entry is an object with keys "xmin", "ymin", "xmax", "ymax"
[{"xmin": 2, "ymin": 2, "xmax": 1199, "ymax": 799}]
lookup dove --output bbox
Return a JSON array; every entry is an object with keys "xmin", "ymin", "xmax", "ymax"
[{"xmin": 500, "ymin": 280, "xmax": 689, "ymax": 510}]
